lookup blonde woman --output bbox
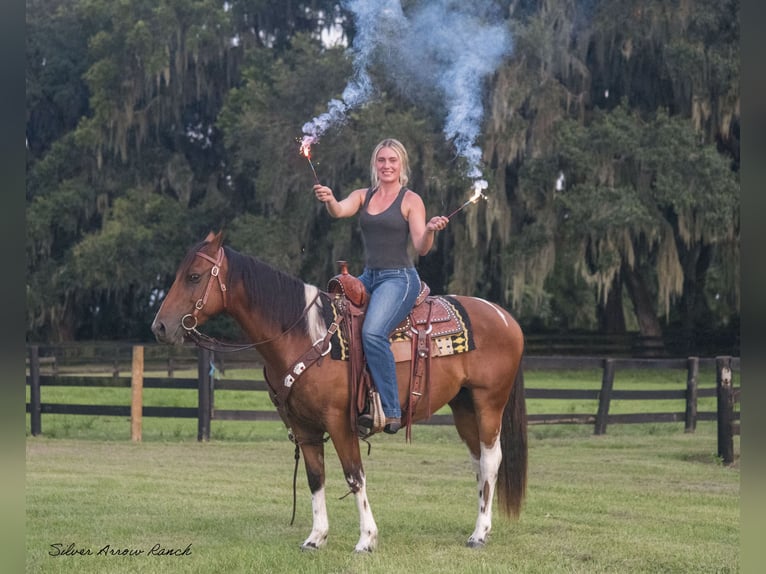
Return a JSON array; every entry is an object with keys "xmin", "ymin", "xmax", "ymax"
[{"xmin": 313, "ymin": 138, "xmax": 449, "ymax": 433}]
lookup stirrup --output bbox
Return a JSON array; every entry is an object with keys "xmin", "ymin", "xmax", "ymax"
[{"xmin": 357, "ymin": 414, "xmax": 374, "ymax": 438}]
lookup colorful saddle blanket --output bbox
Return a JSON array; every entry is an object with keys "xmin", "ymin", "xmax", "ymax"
[{"xmin": 326, "ymin": 294, "xmax": 475, "ymax": 363}]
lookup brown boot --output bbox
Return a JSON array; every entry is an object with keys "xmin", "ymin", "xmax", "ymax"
[{"xmin": 383, "ymin": 417, "xmax": 401, "ymax": 434}]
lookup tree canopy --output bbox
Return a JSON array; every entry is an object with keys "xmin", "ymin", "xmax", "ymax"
[{"xmin": 26, "ymin": 0, "xmax": 739, "ymax": 354}]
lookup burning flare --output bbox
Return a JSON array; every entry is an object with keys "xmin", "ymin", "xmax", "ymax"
[
  {"xmin": 446, "ymin": 180, "xmax": 488, "ymax": 219},
  {"xmin": 298, "ymin": 136, "xmax": 320, "ymax": 184}
]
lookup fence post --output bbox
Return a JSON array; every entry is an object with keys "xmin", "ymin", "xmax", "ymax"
[
  {"xmin": 131, "ymin": 345, "xmax": 144, "ymax": 442},
  {"xmin": 198, "ymin": 347, "xmax": 212, "ymax": 442},
  {"xmin": 684, "ymin": 357, "xmax": 699, "ymax": 433},
  {"xmin": 716, "ymin": 356, "xmax": 734, "ymax": 465},
  {"xmin": 29, "ymin": 345, "xmax": 42, "ymax": 437},
  {"xmin": 594, "ymin": 358, "xmax": 615, "ymax": 435}
]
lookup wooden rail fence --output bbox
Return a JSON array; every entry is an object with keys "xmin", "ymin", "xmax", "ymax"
[{"xmin": 25, "ymin": 345, "xmax": 741, "ymax": 463}]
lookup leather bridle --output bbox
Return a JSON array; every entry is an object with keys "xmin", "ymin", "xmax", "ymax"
[
  {"xmin": 178, "ymin": 246, "xmax": 324, "ymax": 353},
  {"xmin": 180, "ymin": 247, "xmax": 228, "ymax": 333}
]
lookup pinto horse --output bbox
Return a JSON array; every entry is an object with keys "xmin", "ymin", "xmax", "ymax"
[{"xmin": 151, "ymin": 231, "xmax": 527, "ymax": 552}]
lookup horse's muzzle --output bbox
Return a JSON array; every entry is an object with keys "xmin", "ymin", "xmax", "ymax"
[{"xmin": 151, "ymin": 317, "xmax": 183, "ymax": 345}]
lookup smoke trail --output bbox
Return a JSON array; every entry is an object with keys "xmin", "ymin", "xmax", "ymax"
[
  {"xmin": 301, "ymin": 0, "xmax": 512, "ymax": 184},
  {"xmin": 301, "ymin": 1, "xmax": 406, "ymax": 147}
]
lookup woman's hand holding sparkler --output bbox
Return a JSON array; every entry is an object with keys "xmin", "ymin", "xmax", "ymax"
[
  {"xmin": 313, "ymin": 183, "xmax": 335, "ymax": 204},
  {"xmin": 426, "ymin": 216, "xmax": 449, "ymax": 232},
  {"xmin": 314, "ymin": 183, "xmax": 357, "ymax": 219}
]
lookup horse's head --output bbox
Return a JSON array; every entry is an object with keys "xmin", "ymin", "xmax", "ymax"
[{"xmin": 151, "ymin": 231, "xmax": 229, "ymax": 345}]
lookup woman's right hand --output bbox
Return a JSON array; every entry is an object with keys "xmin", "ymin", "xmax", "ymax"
[{"xmin": 313, "ymin": 184, "xmax": 335, "ymax": 203}]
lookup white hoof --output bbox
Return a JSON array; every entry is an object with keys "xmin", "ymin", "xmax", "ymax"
[
  {"xmin": 353, "ymin": 531, "xmax": 377, "ymax": 554},
  {"xmin": 300, "ymin": 533, "xmax": 327, "ymax": 551},
  {"xmin": 466, "ymin": 537, "xmax": 486, "ymax": 549}
]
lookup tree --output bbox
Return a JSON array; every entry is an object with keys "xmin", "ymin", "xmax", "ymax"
[
  {"xmin": 26, "ymin": 0, "xmax": 92, "ymax": 156},
  {"xmin": 26, "ymin": 0, "xmax": 240, "ymax": 341},
  {"xmin": 482, "ymin": 0, "xmax": 738, "ymax": 351},
  {"xmin": 548, "ymin": 104, "xmax": 738, "ymax": 346},
  {"xmin": 25, "ymin": 0, "xmax": 740, "ymax": 351}
]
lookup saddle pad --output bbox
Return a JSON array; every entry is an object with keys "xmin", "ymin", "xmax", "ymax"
[
  {"xmin": 391, "ymin": 331, "xmax": 474, "ymax": 363},
  {"xmin": 325, "ymin": 294, "xmax": 475, "ymax": 362}
]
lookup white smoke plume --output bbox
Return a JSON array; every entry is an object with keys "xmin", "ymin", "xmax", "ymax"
[{"xmin": 301, "ymin": 0, "xmax": 512, "ymax": 185}]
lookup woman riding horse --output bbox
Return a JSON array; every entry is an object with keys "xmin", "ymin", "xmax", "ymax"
[
  {"xmin": 313, "ymin": 138, "xmax": 449, "ymax": 434},
  {"xmin": 151, "ymin": 230, "xmax": 526, "ymax": 552},
  {"xmin": 151, "ymin": 137, "xmax": 526, "ymax": 551}
]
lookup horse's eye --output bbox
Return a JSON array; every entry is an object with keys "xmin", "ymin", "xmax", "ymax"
[{"xmin": 188, "ymin": 273, "xmax": 201, "ymax": 283}]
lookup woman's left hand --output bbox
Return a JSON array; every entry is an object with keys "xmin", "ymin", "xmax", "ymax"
[{"xmin": 426, "ymin": 216, "xmax": 449, "ymax": 232}]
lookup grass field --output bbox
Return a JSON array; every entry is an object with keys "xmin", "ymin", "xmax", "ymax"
[
  {"xmin": 26, "ymin": 367, "xmax": 739, "ymax": 573},
  {"xmin": 26, "ymin": 423, "xmax": 739, "ymax": 574}
]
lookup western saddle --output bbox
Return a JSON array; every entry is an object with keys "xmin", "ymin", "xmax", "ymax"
[{"xmin": 327, "ymin": 261, "xmax": 464, "ymax": 440}]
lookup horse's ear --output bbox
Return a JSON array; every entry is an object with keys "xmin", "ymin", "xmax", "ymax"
[{"xmin": 203, "ymin": 231, "xmax": 224, "ymax": 248}]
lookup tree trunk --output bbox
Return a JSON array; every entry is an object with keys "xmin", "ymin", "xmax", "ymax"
[
  {"xmin": 621, "ymin": 262, "xmax": 663, "ymax": 339},
  {"xmin": 677, "ymin": 241, "xmax": 713, "ymax": 353},
  {"xmin": 598, "ymin": 272, "xmax": 626, "ymax": 334},
  {"xmin": 52, "ymin": 298, "xmax": 77, "ymax": 342}
]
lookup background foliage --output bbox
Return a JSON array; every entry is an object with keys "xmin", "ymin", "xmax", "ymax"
[{"xmin": 26, "ymin": 0, "xmax": 739, "ymax": 353}]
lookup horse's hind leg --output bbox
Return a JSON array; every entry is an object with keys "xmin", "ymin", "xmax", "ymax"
[
  {"xmin": 449, "ymin": 388, "xmax": 502, "ymax": 548},
  {"xmin": 469, "ymin": 435, "xmax": 503, "ymax": 548}
]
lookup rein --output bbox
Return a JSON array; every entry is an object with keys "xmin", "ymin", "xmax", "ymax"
[{"xmin": 181, "ymin": 247, "xmax": 322, "ymax": 353}]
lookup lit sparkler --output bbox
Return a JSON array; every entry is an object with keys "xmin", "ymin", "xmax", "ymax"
[
  {"xmin": 299, "ymin": 136, "xmax": 320, "ymax": 184},
  {"xmin": 446, "ymin": 180, "xmax": 488, "ymax": 219}
]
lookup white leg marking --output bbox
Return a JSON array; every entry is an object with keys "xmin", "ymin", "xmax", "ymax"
[
  {"xmin": 468, "ymin": 437, "xmax": 502, "ymax": 547},
  {"xmin": 301, "ymin": 487, "xmax": 329, "ymax": 550},
  {"xmin": 469, "ymin": 452, "xmax": 480, "ymax": 480},
  {"xmin": 353, "ymin": 473, "xmax": 378, "ymax": 553}
]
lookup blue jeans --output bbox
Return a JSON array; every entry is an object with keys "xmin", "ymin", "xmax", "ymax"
[{"xmin": 358, "ymin": 267, "xmax": 420, "ymax": 419}]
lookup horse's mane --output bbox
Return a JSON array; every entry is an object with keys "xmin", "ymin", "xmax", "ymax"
[{"xmin": 223, "ymin": 246, "xmax": 318, "ymax": 332}]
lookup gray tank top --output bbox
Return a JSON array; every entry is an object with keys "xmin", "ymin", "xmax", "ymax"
[{"xmin": 359, "ymin": 186, "xmax": 414, "ymax": 269}]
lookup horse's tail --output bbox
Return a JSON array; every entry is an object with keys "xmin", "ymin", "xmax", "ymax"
[{"xmin": 497, "ymin": 358, "xmax": 527, "ymax": 519}]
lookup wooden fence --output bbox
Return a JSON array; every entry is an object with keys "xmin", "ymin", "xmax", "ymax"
[{"xmin": 25, "ymin": 345, "xmax": 741, "ymax": 463}]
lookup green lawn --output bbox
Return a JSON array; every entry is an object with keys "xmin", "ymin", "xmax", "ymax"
[
  {"xmin": 25, "ymin": 365, "xmax": 740, "ymax": 571},
  {"xmin": 26, "ymin": 423, "xmax": 739, "ymax": 573}
]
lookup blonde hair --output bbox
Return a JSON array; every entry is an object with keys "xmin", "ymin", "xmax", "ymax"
[{"xmin": 369, "ymin": 138, "xmax": 410, "ymax": 189}]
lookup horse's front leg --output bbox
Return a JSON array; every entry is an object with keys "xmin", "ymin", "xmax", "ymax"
[
  {"xmin": 331, "ymin": 432, "xmax": 378, "ymax": 553},
  {"xmin": 350, "ymin": 470, "xmax": 377, "ymax": 553},
  {"xmin": 298, "ymin": 438, "xmax": 329, "ymax": 550}
]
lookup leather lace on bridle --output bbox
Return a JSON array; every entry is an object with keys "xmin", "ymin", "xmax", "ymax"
[{"xmin": 180, "ymin": 247, "xmax": 321, "ymax": 353}]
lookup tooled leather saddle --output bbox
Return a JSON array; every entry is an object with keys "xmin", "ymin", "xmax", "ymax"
[{"xmin": 327, "ymin": 261, "xmax": 468, "ymax": 440}]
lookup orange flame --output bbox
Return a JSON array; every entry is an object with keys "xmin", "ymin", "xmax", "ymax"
[
  {"xmin": 468, "ymin": 187, "xmax": 484, "ymax": 204},
  {"xmin": 446, "ymin": 181, "xmax": 488, "ymax": 219},
  {"xmin": 298, "ymin": 136, "xmax": 320, "ymax": 183},
  {"xmin": 299, "ymin": 135, "xmax": 315, "ymax": 159},
  {"xmin": 467, "ymin": 180, "xmax": 488, "ymax": 204}
]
